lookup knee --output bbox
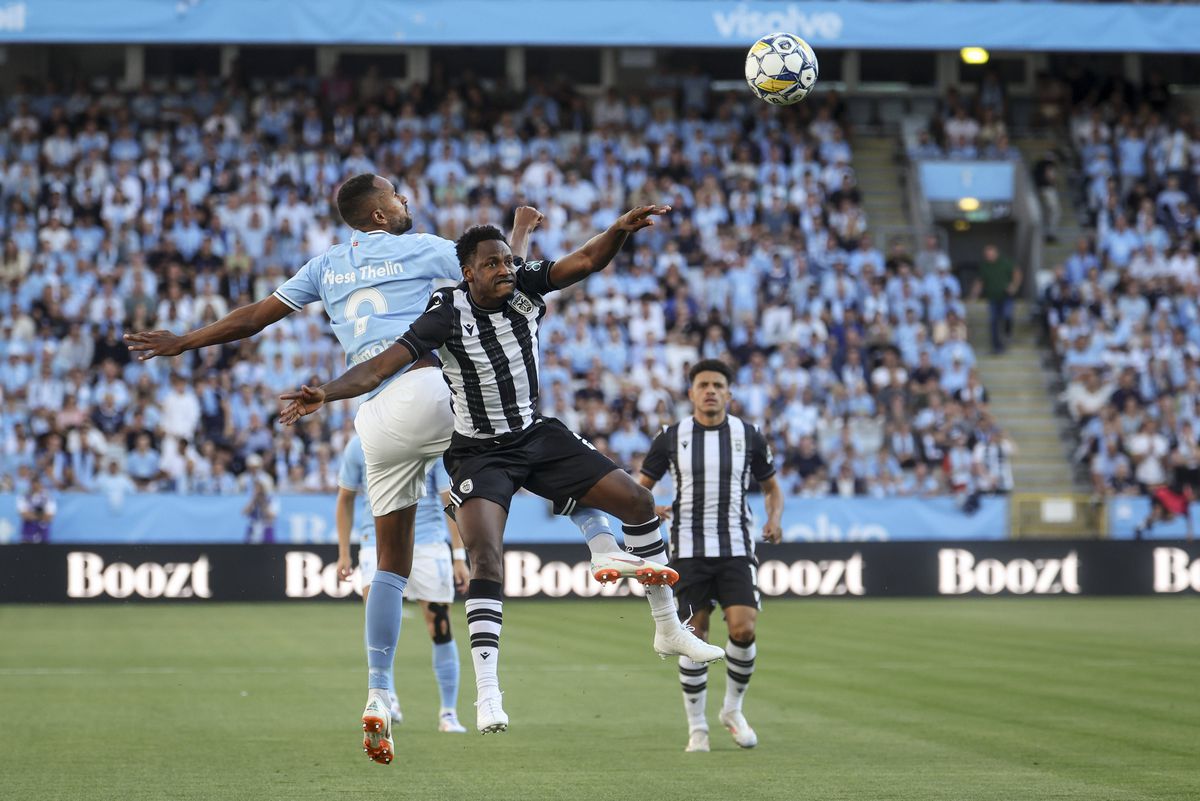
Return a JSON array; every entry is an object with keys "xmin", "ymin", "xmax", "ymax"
[
  {"xmin": 727, "ymin": 624, "xmax": 756, "ymax": 645},
  {"xmin": 469, "ymin": 543, "xmax": 504, "ymax": 583},
  {"xmin": 626, "ymin": 484, "xmax": 656, "ymax": 522},
  {"xmin": 427, "ymin": 603, "xmax": 452, "ymax": 644}
]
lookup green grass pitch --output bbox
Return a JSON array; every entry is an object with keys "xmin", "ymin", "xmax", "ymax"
[{"xmin": 2, "ymin": 598, "xmax": 1198, "ymax": 801}]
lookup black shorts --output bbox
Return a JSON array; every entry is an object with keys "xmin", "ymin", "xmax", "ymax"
[
  {"xmin": 443, "ymin": 417, "xmax": 619, "ymax": 513},
  {"xmin": 672, "ymin": 556, "xmax": 761, "ymax": 620}
]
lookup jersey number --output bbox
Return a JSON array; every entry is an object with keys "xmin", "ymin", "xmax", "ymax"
[{"xmin": 346, "ymin": 287, "xmax": 388, "ymax": 338}]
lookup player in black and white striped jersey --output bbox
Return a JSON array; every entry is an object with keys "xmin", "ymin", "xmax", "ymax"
[
  {"xmin": 639, "ymin": 359, "xmax": 785, "ymax": 753},
  {"xmin": 279, "ymin": 208, "xmax": 726, "ymax": 734}
]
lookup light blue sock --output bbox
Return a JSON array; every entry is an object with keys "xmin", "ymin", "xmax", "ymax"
[
  {"xmin": 432, "ymin": 640, "xmax": 459, "ymax": 711},
  {"xmin": 366, "ymin": 570, "xmax": 408, "ymax": 691},
  {"xmin": 571, "ymin": 508, "xmax": 621, "ymax": 554}
]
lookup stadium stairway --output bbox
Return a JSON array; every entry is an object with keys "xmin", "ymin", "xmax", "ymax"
[
  {"xmin": 1012, "ymin": 134, "xmax": 1087, "ymax": 270},
  {"xmin": 852, "ymin": 134, "xmax": 914, "ymax": 251},
  {"xmin": 965, "ymin": 300, "xmax": 1087, "ymax": 494}
]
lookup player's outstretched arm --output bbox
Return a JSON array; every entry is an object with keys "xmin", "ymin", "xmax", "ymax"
[
  {"xmin": 278, "ymin": 341, "xmax": 416, "ymax": 425},
  {"xmin": 125, "ymin": 296, "xmax": 295, "ymax": 360},
  {"xmin": 508, "ymin": 205, "xmax": 544, "ymax": 262},
  {"xmin": 548, "ymin": 205, "xmax": 670, "ymax": 289}
]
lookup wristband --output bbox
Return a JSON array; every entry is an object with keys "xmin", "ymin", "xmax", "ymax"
[{"xmin": 452, "ymin": 548, "xmax": 467, "ymax": 561}]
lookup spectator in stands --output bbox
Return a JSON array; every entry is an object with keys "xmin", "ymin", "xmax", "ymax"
[
  {"xmin": 973, "ymin": 244, "xmax": 1022, "ymax": 354},
  {"xmin": 17, "ymin": 475, "xmax": 55, "ymax": 543}
]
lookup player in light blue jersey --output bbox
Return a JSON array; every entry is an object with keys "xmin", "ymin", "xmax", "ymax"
[
  {"xmin": 337, "ymin": 437, "xmax": 468, "ymax": 734},
  {"xmin": 126, "ymin": 176, "xmax": 658, "ymax": 758}
]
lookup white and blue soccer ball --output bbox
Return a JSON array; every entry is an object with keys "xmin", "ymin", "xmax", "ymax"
[{"xmin": 744, "ymin": 32, "xmax": 819, "ymax": 106}]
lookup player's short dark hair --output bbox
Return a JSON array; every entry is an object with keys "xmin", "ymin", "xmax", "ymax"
[
  {"xmin": 688, "ymin": 359, "xmax": 734, "ymax": 386},
  {"xmin": 335, "ymin": 173, "xmax": 381, "ymax": 228},
  {"xmin": 455, "ymin": 225, "xmax": 508, "ymax": 266}
]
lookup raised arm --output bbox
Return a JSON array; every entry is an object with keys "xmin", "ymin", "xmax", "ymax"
[
  {"xmin": 125, "ymin": 295, "xmax": 295, "ymax": 360},
  {"xmin": 508, "ymin": 205, "xmax": 544, "ymax": 262},
  {"xmin": 547, "ymin": 205, "xmax": 671, "ymax": 289},
  {"xmin": 278, "ymin": 341, "xmax": 416, "ymax": 424}
]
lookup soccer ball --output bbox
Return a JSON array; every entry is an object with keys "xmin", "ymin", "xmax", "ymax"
[{"xmin": 744, "ymin": 32, "xmax": 819, "ymax": 106}]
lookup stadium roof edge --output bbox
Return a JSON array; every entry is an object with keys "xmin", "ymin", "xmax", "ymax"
[{"xmin": 1, "ymin": 0, "xmax": 1199, "ymax": 53}]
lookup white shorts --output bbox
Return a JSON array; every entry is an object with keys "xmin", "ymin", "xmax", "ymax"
[
  {"xmin": 359, "ymin": 541, "xmax": 454, "ymax": 603},
  {"xmin": 354, "ymin": 366, "xmax": 454, "ymax": 516}
]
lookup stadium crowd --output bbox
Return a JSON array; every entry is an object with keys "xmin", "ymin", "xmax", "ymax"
[
  {"xmin": 1041, "ymin": 68, "xmax": 1200, "ymax": 500},
  {"xmin": 0, "ymin": 69, "xmax": 1014, "ymax": 510}
]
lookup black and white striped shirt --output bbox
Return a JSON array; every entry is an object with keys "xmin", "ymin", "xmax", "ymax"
[
  {"xmin": 641, "ymin": 415, "xmax": 776, "ymax": 560},
  {"xmin": 398, "ymin": 259, "xmax": 556, "ymax": 439}
]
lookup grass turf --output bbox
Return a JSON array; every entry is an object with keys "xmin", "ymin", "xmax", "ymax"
[{"xmin": 1, "ymin": 598, "xmax": 1197, "ymax": 801}]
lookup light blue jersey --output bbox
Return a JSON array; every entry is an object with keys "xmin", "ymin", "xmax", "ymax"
[
  {"xmin": 414, "ymin": 458, "xmax": 452, "ymax": 547},
  {"xmin": 272, "ymin": 230, "xmax": 459, "ymax": 399},
  {"xmin": 337, "ymin": 435, "xmax": 372, "ymax": 544}
]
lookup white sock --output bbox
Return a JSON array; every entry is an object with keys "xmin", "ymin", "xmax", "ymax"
[
  {"xmin": 723, "ymin": 638, "xmax": 757, "ymax": 712},
  {"xmin": 646, "ymin": 585, "xmax": 680, "ymax": 633},
  {"xmin": 622, "ymin": 517, "xmax": 679, "ymax": 633},
  {"xmin": 465, "ymin": 594, "xmax": 503, "ymax": 698},
  {"xmin": 572, "ymin": 508, "xmax": 621, "ymax": 555},
  {"xmin": 679, "ymin": 656, "xmax": 709, "ymax": 731}
]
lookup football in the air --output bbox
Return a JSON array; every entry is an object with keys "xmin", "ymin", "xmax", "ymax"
[{"xmin": 744, "ymin": 32, "xmax": 819, "ymax": 106}]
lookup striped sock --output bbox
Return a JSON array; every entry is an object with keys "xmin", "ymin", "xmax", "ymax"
[
  {"xmin": 622, "ymin": 518, "xmax": 677, "ymax": 632},
  {"xmin": 465, "ymin": 579, "xmax": 503, "ymax": 698},
  {"xmin": 679, "ymin": 656, "xmax": 709, "ymax": 731},
  {"xmin": 723, "ymin": 636, "xmax": 756, "ymax": 712}
]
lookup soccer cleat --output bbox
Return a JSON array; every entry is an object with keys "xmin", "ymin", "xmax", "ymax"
[
  {"xmin": 590, "ymin": 553, "xmax": 679, "ymax": 586},
  {"xmin": 361, "ymin": 696, "xmax": 395, "ymax": 765},
  {"xmin": 438, "ymin": 709, "xmax": 467, "ymax": 733},
  {"xmin": 388, "ymin": 692, "xmax": 403, "ymax": 725},
  {"xmin": 685, "ymin": 728, "xmax": 711, "ymax": 752},
  {"xmin": 475, "ymin": 692, "xmax": 509, "ymax": 734},
  {"xmin": 654, "ymin": 624, "xmax": 725, "ymax": 664},
  {"xmin": 719, "ymin": 708, "xmax": 758, "ymax": 749}
]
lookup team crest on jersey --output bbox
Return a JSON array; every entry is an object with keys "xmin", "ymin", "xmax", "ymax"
[
  {"xmin": 735, "ymin": 439, "xmax": 744, "ymax": 453},
  {"xmin": 460, "ymin": 479, "xmax": 474, "ymax": 494},
  {"xmin": 509, "ymin": 291, "xmax": 534, "ymax": 315}
]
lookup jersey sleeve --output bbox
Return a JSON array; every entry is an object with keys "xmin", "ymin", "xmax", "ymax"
[
  {"xmin": 337, "ymin": 437, "xmax": 365, "ymax": 492},
  {"xmin": 272, "ymin": 255, "xmax": 322, "ymax": 310},
  {"xmin": 430, "ymin": 458, "xmax": 452, "ymax": 494},
  {"xmin": 748, "ymin": 425, "xmax": 777, "ymax": 483},
  {"xmin": 640, "ymin": 426, "xmax": 672, "ymax": 482},
  {"xmin": 398, "ymin": 289, "xmax": 456, "ymax": 360},
  {"xmin": 514, "ymin": 259, "xmax": 558, "ymax": 297}
]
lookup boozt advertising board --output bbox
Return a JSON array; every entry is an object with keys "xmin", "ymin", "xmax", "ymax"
[{"xmin": 3, "ymin": 541, "xmax": 1199, "ymax": 603}]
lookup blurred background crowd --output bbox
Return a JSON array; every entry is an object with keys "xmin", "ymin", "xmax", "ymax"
[{"xmin": 0, "ymin": 65, "xmax": 1058, "ymax": 506}]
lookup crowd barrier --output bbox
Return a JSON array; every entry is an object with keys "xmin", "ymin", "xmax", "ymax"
[
  {"xmin": 2, "ymin": 1, "xmax": 1198, "ymax": 53},
  {"xmin": 3, "ymin": 541, "xmax": 1198, "ymax": 603},
  {"xmin": 0, "ymin": 492, "xmax": 1010, "ymax": 545}
]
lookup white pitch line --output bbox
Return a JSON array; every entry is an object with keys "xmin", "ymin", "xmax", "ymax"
[{"xmin": 0, "ymin": 663, "xmax": 655, "ymax": 677}]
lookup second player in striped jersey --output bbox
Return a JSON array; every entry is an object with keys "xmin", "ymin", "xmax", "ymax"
[{"xmin": 638, "ymin": 359, "xmax": 785, "ymax": 753}]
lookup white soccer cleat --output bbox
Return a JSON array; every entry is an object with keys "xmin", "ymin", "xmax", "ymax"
[
  {"xmin": 388, "ymin": 692, "xmax": 404, "ymax": 725},
  {"xmin": 438, "ymin": 709, "xmax": 467, "ymax": 733},
  {"xmin": 475, "ymin": 692, "xmax": 509, "ymax": 734},
  {"xmin": 591, "ymin": 553, "xmax": 679, "ymax": 586},
  {"xmin": 718, "ymin": 708, "xmax": 758, "ymax": 749},
  {"xmin": 685, "ymin": 728, "xmax": 711, "ymax": 752},
  {"xmin": 654, "ymin": 624, "xmax": 725, "ymax": 664},
  {"xmin": 361, "ymin": 695, "xmax": 395, "ymax": 765}
]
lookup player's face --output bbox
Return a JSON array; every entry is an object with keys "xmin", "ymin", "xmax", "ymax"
[
  {"xmin": 465, "ymin": 239, "xmax": 516, "ymax": 305},
  {"xmin": 373, "ymin": 177, "xmax": 412, "ymax": 235},
  {"xmin": 688, "ymin": 371, "xmax": 731, "ymax": 417}
]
